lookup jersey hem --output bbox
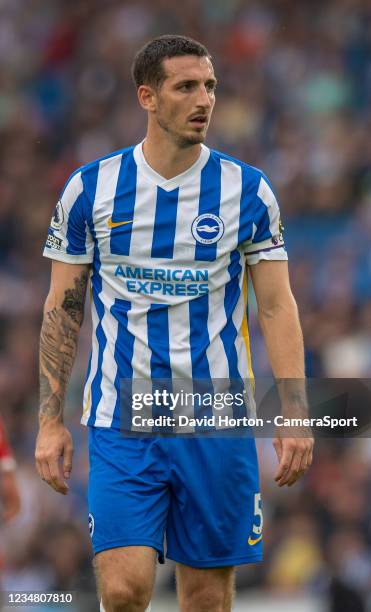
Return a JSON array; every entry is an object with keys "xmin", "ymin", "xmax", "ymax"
[
  {"xmin": 43, "ymin": 250, "xmax": 93, "ymax": 264},
  {"xmin": 81, "ymin": 417, "xmax": 113, "ymax": 427},
  {"xmin": 166, "ymin": 551, "xmax": 263, "ymax": 568}
]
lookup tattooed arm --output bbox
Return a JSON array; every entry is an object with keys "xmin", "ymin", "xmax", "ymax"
[{"xmin": 35, "ymin": 261, "xmax": 89, "ymax": 494}]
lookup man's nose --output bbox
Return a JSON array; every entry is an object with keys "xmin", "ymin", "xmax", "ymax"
[{"xmin": 196, "ymin": 85, "xmax": 212, "ymax": 108}]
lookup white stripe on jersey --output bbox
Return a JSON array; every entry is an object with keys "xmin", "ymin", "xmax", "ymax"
[
  {"xmin": 51, "ymin": 171, "xmax": 93, "ymax": 263},
  {"xmin": 94, "ymin": 282, "xmax": 119, "ymax": 427},
  {"xmin": 206, "ymin": 284, "xmax": 233, "ymax": 426},
  {"xmin": 217, "ymin": 158, "xmax": 242, "ymax": 255},
  {"xmin": 81, "ymin": 296, "xmax": 100, "ymax": 425},
  {"xmin": 172, "ymin": 177, "xmax": 202, "ymax": 261},
  {"xmin": 129, "ymin": 307, "xmax": 153, "ymax": 433},
  {"xmin": 62, "ymin": 171, "xmax": 83, "ymax": 213},
  {"xmin": 168, "ymin": 302, "xmax": 193, "ymax": 379},
  {"xmin": 231, "ymin": 253, "xmax": 255, "ymax": 417},
  {"xmin": 93, "ymin": 154, "xmax": 123, "ymax": 258},
  {"xmin": 168, "ymin": 302, "xmax": 194, "ymax": 431},
  {"xmin": 257, "ymin": 177, "xmax": 278, "ymax": 225},
  {"xmin": 128, "ymin": 178, "xmax": 158, "ymax": 259}
]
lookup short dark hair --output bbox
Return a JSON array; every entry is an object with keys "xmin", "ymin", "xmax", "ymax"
[{"xmin": 131, "ymin": 34, "xmax": 211, "ymax": 90}]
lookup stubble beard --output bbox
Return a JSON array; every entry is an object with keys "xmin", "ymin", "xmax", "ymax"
[{"xmin": 156, "ymin": 112, "xmax": 207, "ymax": 148}]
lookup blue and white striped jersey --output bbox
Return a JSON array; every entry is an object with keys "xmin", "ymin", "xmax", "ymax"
[{"xmin": 43, "ymin": 142, "xmax": 287, "ymax": 429}]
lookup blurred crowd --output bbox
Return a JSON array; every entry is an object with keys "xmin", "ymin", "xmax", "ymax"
[{"xmin": 0, "ymin": 0, "xmax": 370, "ymax": 610}]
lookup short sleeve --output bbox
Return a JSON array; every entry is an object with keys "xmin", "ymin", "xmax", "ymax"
[
  {"xmin": 43, "ymin": 170, "xmax": 94, "ymax": 264},
  {"xmin": 243, "ymin": 174, "xmax": 288, "ymax": 266}
]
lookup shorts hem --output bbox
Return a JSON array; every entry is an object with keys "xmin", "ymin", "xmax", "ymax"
[
  {"xmin": 166, "ymin": 552, "xmax": 263, "ymax": 568},
  {"xmin": 94, "ymin": 539, "xmax": 164, "ymax": 562}
]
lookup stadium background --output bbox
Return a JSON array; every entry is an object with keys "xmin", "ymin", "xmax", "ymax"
[{"xmin": 0, "ymin": 0, "xmax": 370, "ymax": 610}]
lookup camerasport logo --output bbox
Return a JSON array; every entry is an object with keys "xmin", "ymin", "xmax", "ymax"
[{"xmin": 50, "ymin": 200, "xmax": 64, "ymax": 230}]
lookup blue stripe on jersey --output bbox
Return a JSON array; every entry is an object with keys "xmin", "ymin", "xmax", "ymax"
[
  {"xmin": 195, "ymin": 154, "xmax": 221, "ymax": 262},
  {"xmin": 66, "ymin": 191, "xmax": 88, "ymax": 255},
  {"xmin": 80, "ymin": 163, "xmax": 105, "ymax": 427},
  {"xmin": 189, "ymin": 294, "xmax": 215, "ymax": 428},
  {"xmin": 189, "ymin": 294, "xmax": 211, "ymax": 379},
  {"xmin": 110, "ymin": 299, "xmax": 135, "ymax": 431},
  {"xmin": 87, "ymin": 293, "xmax": 107, "ymax": 427},
  {"xmin": 151, "ymin": 186, "xmax": 179, "ymax": 259},
  {"xmin": 252, "ymin": 186, "xmax": 272, "ymax": 244},
  {"xmin": 84, "ymin": 351, "xmax": 92, "ymax": 392},
  {"xmin": 147, "ymin": 304, "xmax": 172, "ymax": 378},
  {"xmin": 110, "ymin": 148, "xmax": 137, "ymax": 256},
  {"xmin": 238, "ymin": 166, "xmax": 259, "ymax": 246},
  {"xmin": 147, "ymin": 304, "xmax": 173, "ymax": 431},
  {"xmin": 220, "ymin": 250, "xmax": 246, "ymax": 420}
]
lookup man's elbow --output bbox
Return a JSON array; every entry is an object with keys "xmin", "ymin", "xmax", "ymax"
[{"xmin": 258, "ymin": 293, "xmax": 299, "ymax": 321}]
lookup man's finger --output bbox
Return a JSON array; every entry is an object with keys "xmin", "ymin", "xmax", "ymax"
[
  {"xmin": 38, "ymin": 458, "xmax": 53, "ymax": 485},
  {"xmin": 274, "ymin": 443, "xmax": 295, "ymax": 483},
  {"xmin": 299, "ymin": 444, "xmax": 311, "ymax": 473},
  {"xmin": 38, "ymin": 458, "xmax": 67, "ymax": 494},
  {"xmin": 47, "ymin": 457, "xmax": 69, "ymax": 495},
  {"xmin": 63, "ymin": 444, "xmax": 73, "ymax": 480},
  {"xmin": 308, "ymin": 444, "xmax": 314, "ymax": 467},
  {"xmin": 286, "ymin": 440, "xmax": 313, "ymax": 486},
  {"xmin": 273, "ymin": 437, "xmax": 282, "ymax": 462},
  {"xmin": 285, "ymin": 450, "xmax": 303, "ymax": 486},
  {"xmin": 35, "ymin": 458, "xmax": 47, "ymax": 482},
  {"xmin": 287, "ymin": 468, "xmax": 306, "ymax": 487}
]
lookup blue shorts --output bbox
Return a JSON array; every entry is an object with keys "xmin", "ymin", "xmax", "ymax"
[{"xmin": 88, "ymin": 427, "xmax": 263, "ymax": 568}]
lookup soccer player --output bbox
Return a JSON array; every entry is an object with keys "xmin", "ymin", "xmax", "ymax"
[{"xmin": 35, "ymin": 35, "xmax": 314, "ymax": 612}]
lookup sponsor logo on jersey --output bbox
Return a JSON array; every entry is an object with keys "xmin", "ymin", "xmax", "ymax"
[
  {"xmin": 191, "ymin": 213, "xmax": 224, "ymax": 245},
  {"xmin": 107, "ymin": 217, "xmax": 133, "ymax": 229},
  {"xmin": 88, "ymin": 513, "xmax": 95, "ymax": 537},
  {"xmin": 248, "ymin": 534, "xmax": 263, "ymax": 546},
  {"xmin": 46, "ymin": 233, "xmax": 62, "ymax": 250},
  {"xmin": 114, "ymin": 265, "xmax": 209, "ymax": 296},
  {"xmin": 50, "ymin": 200, "xmax": 64, "ymax": 230}
]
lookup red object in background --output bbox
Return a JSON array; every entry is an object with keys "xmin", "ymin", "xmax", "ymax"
[
  {"xmin": 223, "ymin": 24, "xmax": 269, "ymax": 63},
  {"xmin": 43, "ymin": 17, "xmax": 81, "ymax": 68},
  {"xmin": 0, "ymin": 417, "xmax": 16, "ymax": 473}
]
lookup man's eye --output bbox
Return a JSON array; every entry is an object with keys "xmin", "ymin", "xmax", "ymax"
[
  {"xmin": 179, "ymin": 83, "xmax": 192, "ymax": 91},
  {"xmin": 206, "ymin": 83, "xmax": 216, "ymax": 92}
]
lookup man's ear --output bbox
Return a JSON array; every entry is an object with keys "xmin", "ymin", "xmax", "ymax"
[{"xmin": 137, "ymin": 85, "xmax": 157, "ymax": 112}]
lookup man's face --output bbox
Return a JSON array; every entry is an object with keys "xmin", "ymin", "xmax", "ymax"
[{"xmin": 151, "ymin": 55, "xmax": 217, "ymax": 147}]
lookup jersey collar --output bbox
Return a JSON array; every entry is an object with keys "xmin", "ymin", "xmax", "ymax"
[{"xmin": 133, "ymin": 140, "xmax": 210, "ymax": 192}]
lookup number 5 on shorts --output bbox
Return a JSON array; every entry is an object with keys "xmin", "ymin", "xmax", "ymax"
[{"xmin": 253, "ymin": 492, "xmax": 263, "ymax": 535}]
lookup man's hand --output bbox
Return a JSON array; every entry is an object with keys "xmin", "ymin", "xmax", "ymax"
[
  {"xmin": 35, "ymin": 421, "xmax": 73, "ymax": 495},
  {"xmin": 273, "ymin": 430, "xmax": 314, "ymax": 487}
]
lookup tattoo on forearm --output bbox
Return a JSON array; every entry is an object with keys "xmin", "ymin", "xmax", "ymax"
[
  {"xmin": 276, "ymin": 379, "xmax": 308, "ymax": 417},
  {"xmin": 39, "ymin": 271, "xmax": 88, "ymax": 420},
  {"xmin": 61, "ymin": 273, "xmax": 89, "ymax": 324}
]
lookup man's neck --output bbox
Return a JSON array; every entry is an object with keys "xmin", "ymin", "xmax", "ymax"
[{"xmin": 142, "ymin": 132, "xmax": 202, "ymax": 181}]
